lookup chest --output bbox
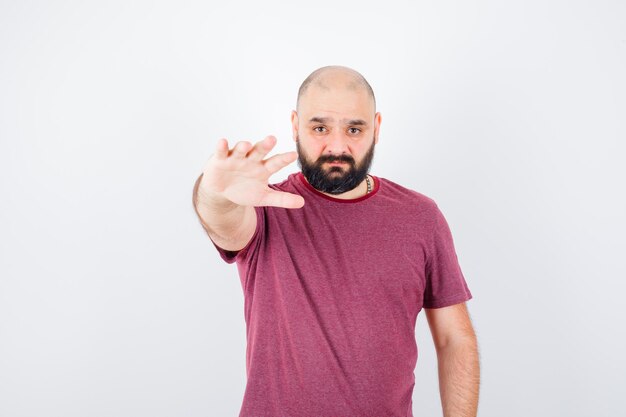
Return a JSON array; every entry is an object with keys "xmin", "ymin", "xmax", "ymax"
[{"xmin": 263, "ymin": 205, "xmax": 430, "ymax": 311}]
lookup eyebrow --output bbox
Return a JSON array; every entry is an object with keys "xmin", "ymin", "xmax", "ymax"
[{"xmin": 308, "ymin": 116, "xmax": 368, "ymax": 126}]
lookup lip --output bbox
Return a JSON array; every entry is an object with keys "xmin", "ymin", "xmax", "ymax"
[{"xmin": 328, "ymin": 161, "xmax": 347, "ymax": 165}]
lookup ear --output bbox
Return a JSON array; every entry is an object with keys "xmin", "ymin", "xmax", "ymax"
[
  {"xmin": 374, "ymin": 112, "xmax": 382, "ymax": 145},
  {"xmin": 291, "ymin": 110, "xmax": 299, "ymax": 142}
]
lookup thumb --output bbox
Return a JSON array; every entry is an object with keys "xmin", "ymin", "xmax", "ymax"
[{"xmin": 258, "ymin": 189, "xmax": 305, "ymax": 209}]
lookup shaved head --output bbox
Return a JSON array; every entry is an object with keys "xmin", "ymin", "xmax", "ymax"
[{"xmin": 296, "ymin": 65, "xmax": 376, "ymax": 112}]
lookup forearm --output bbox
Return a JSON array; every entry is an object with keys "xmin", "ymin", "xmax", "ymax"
[
  {"xmin": 192, "ymin": 173, "xmax": 247, "ymax": 240},
  {"xmin": 436, "ymin": 337, "xmax": 480, "ymax": 417}
]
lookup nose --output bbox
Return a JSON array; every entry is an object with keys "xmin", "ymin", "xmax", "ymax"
[{"xmin": 324, "ymin": 130, "xmax": 351, "ymax": 158}]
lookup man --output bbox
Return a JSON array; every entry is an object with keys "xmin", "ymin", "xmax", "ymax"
[{"xmin": 192, "ymin": 65, "xmax": 480, "ymax": 417}]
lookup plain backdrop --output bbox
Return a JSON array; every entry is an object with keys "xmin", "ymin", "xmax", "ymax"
[{"xmin": 1, "ymin": 1, "xmax": 625, "ymax": 416}]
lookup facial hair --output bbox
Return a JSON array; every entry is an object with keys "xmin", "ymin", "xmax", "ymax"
[{"xmin": 295, "ymin": 134, "xmax": 376, "ymax": 194}]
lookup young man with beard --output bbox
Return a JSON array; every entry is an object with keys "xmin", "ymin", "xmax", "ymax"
[{"xmin": 192, "ymin": 65, "xmax": 480, "ymax": 417}]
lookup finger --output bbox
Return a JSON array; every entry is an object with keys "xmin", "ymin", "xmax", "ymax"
[
  {"xmin": 247, "ymin": 135, "xmax": 276, "ymax": 161},
  {"xmin": 264, "ymin": 151, "xmax": 299, "ymax": 175},
  {"xmin": 214, "ymin": 138, "xmax": 229, "ymax": 160},
  {"xmin": 231, "ymin": 141, "xmax": 252, "ymax": 159},
  {"xmin": 259, "ymin": 189, "xmax": 305, "ymax": 209}
]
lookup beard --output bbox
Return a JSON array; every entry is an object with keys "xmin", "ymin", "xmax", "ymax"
[{"xmin": 295, "ymin": 134, "xmax": 376, "ymax": 194}]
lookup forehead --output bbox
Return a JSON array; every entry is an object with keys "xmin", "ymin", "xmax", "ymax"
[{"xmin": 299, "ymin": 83, "xmax": 374, "ymax": 122}]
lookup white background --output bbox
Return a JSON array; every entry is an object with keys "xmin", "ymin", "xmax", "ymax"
[{"xmin": 1, "ymin": 1, "xmax": 625, "ymax": 416}]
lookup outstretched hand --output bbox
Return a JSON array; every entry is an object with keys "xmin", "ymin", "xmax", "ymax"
[{"xmin": 199, "ymin": 135, "xmax": 305, "ymax": 209}]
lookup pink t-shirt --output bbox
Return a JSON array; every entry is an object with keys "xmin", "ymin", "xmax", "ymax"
[{"xmin": 210, "ymin": 171, "xmax": 473, "ymax": 417}]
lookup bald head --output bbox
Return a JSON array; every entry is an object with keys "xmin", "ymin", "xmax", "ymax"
[{"xmin": 296, "ymin": 65, "xmax": 376, "ymax": 112}]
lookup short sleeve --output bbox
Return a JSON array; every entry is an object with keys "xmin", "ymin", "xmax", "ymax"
[
  {"xmin": 209, "ymin": 206, "xmax": 265, "ymax": 265},
  {"xmin": 423, "ymin": 204, "xmax": 473, "ymax": 309}
]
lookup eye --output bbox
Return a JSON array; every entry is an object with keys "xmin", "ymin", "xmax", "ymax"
[
  {"xmin": 348, "ymin": 127, "xmax": 361, "ymax": 134},
  {"xmin": 313, "ymin": 126, "xmax": 327, "ymax": 133}
]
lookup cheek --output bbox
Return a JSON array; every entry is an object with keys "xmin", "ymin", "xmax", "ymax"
[
  {"xmin": 307, "ymin": 142, "xmax": 325, "ymax": 157},
  {"xmin": 350, "ymin": 143, "xmax": 366, "ymax": 156}
]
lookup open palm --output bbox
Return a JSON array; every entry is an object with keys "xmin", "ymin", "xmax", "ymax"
[{"xmin": 200, "ymin": 135, "xmax": 305, "ymax": 209}]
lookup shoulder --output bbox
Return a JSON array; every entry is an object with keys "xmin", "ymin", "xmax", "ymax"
[{"xmin": 376, "ymin": 176, "xmax": 439, "ymax": 214}]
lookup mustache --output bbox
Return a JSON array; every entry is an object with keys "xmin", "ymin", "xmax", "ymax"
[{"xmin": 317, "ymin": 155, "xmax": 355, "ymax": 164}]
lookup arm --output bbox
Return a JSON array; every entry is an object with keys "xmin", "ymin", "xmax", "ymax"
[{"xmin": 425, "ymin": 302, "xmax": 480, "ymax": 417}]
